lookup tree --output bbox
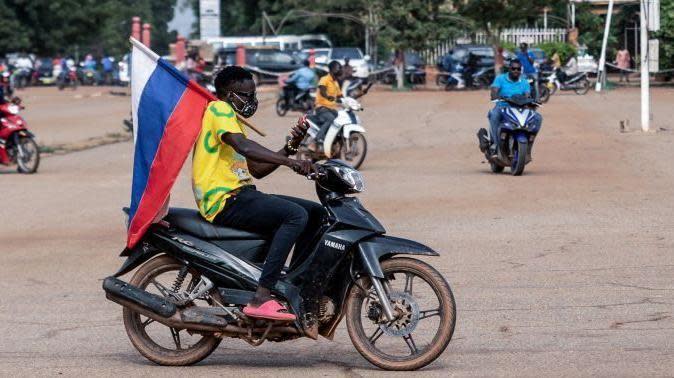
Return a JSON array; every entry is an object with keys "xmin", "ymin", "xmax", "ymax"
[
  {"xmin": 458, "ymin": 0, "xmax": 553, "ymax": 72},
  {"xmin": 656, "ymin": 0, "xmax": 674, "ymax": 70},
  {"xmin": 0, "ymin": 0, "xmax": 177, "ymax": 57},
  {"xmin": 378, "ymin": 0, "xmax": 456, "ymax": 88}
]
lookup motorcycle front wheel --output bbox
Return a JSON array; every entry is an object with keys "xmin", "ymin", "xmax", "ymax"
[
  {"xmin": 337, "ymin": 132, "xmax": 367, "ymax": 169},
  {"xmin": 123, "ymin": 255, "xmax": 222, "ymax": 366},
  {"xmin": 345, "ymin": 258, "xmax": 456, "ymax": 371},
  {"xmin": 575, "ymin": 79, "xmax": 590, "ymax": 95},
  {"xmin": 275, "ymin": 98, "xmax": 288, "ymax": 117},
  {"xmin": 16, "ymin": 137, "xmax": 40, "ymax": 173},
  {"xmin": 510, "ymin": 139, "xmax": 528, "ymax": 176}
]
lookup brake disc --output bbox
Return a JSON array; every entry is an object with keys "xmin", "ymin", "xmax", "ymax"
[{"xmin": 379, "ymin": 291, "xmax": 420, "ymax": 337}]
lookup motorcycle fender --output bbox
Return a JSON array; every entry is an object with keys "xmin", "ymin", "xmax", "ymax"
[
  {"xmin": 16, "ymin": 130, "xmax": 34, "ymax": 138},
  {"xmin": 342, "ymin": 124, "xmax": 366, "ymax": 139},
  {"xmin": 514, "ymin": 131, "xmax": 529, "ymax": 144},
  {"xmin": 357, "ymin": 235, "xmax": 438, "ymax": 278},
  {"xmin": 114, "ymin": 241, "xmax": 163, "ymax": 277}
]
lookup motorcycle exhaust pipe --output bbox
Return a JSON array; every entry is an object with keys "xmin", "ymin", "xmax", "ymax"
[
  {"xmin": 102, "ymin": 277, "xmax": 299, "ymax": 337},
  {"xmin": 103, "ymin": 277, "xmax": 228, "ymax": 332}
]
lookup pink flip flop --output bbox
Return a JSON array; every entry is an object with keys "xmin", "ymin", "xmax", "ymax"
[{"xmin": 243, "ymin": 299, "xmax": 297, "ymax": 321}]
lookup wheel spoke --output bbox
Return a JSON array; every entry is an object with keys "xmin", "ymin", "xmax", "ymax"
[
  {"xmin": 141, "ymin": 317, "xmax": 155, "ymax": 328},
  {"xmin": 170, "ymin": 327, "xmax": 182, "ymax": 350},
  {"xmin": 151, "ymin": 279, "xmax": 170, "ymax": 297},
  {"xmin": 403, "ymin": 334, "xmax": 418, "ymax": 354},
  {"xmin": 368, "ymin": 327, "xmax": 384, "ymax": 345},
  {"xmin": 404, "ymin": 273, "xmax": 414, "ymax": 294},
  {"xmin": 419, "ymin": 308, "xmax": 440, "ymax": 320}
]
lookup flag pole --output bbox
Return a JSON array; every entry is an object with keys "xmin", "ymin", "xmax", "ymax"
[
  {"xmin": 130, "ymin": 37, "xmax": 266, "ymax": 137},
  {"xmin": 236, "ymin": 115, "xmax": 267, "ymax": 137}
]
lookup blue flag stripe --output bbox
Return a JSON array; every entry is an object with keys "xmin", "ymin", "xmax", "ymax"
[{"xmin": 129, "ymin": 64, "xmax": 187, "ymax": 222}]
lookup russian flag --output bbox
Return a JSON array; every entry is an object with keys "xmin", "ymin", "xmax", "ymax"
[{"xmin": 127, "ymin": 37, "xmax": 217, "ymax": 249}]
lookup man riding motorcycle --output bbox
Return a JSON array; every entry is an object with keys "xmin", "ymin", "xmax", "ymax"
[
  {"xmin": 312, "ymin": 60, "xmax": 343, "ymax": 150},
  {"xmin": 487, "ymin": 60, "xmax": 542, "ymax": 156},
  {"xmin": 192, "ymin": 66, "xmax": 323, "ymax": 324},
  {"xmin": 283, "ymin": 59, "xmax": 316, "ymax": 108}
]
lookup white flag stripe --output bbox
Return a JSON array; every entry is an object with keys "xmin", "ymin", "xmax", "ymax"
[{"xmin": 130, "ymin": 41, "xmax": 158, "ymax": 144}]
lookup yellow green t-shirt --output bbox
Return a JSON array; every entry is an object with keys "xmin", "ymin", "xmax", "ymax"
[{"xmin": 192, "ymin": 101, "xmax": 253, "ymax": 221}]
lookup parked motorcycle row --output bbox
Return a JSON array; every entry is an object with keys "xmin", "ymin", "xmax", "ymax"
[{"xmin": 0, "ymin": 53, "xmax": 129, "ymax": 91}]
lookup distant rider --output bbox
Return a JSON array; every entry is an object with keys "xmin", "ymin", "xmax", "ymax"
[
  {"xmin": 312, "ymin": 60, "xmax": 343, "ymax": 150},
  {"xmin": 283, "ymin": 59, "xmax": 316, "ymax": 107},
  {"xmin": 516, "ymin": 43, "xmax": 538, "ymax": 100},
  {"xmin": 486, "ymin": 60, "xmax": 541, "ymax": 156}
]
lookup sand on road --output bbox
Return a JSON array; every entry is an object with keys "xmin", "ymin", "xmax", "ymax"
[{"xmin": 0, "ymin": 86, "xmax": 673, "ymax": 376}]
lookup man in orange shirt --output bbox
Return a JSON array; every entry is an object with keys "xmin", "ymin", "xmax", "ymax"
[{"xmin": 313, "ymin": 61, "xmax": 343, "ymax": 146}]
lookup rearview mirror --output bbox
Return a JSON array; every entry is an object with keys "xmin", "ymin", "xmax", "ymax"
[{"xmin": 364, "ymin": 55, "xmax": 371, "ymax": 61}]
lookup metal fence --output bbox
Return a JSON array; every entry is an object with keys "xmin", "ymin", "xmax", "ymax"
[{"xmin": 420, "ymin": 28, "xmax": 568, "ymax": 64}]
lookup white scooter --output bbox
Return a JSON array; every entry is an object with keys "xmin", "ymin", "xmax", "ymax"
[{"xmin": 299, "ymin": 97, "xmax": 368, "ymax": 169}]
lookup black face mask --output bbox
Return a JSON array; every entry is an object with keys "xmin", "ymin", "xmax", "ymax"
[{"xmin": 230, "ymin": 92, "xmax": 258, "ymax": 118}]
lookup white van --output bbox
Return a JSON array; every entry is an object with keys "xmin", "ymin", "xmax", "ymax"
[{"xmin": 205, "ymin": 34, "xmax": 332, "ymax": 52}]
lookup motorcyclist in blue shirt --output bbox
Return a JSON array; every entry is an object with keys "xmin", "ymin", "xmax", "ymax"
[
  {"xmin": 486, "ymin": 60, "xmax": 541, "ymax": 155},
  {"xmin": 516, "ymin": 43, "xmax": 538, "ymax": 100},
  {"xmin": 283, "ymin": 59, "xmax": 316, "ymax": 106}
]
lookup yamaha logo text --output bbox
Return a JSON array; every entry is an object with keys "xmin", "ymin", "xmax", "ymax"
[{"xmin": 324, "ymin": 240, "xmax": 346, "ymax": 251}]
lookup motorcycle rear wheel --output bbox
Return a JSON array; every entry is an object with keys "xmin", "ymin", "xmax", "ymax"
[
  {"xmin": 490, "ymin": 161, "xmax": 504, "ymax": 173},
  {"xmin": 345, "ymin": 258, "xmax": 456, "ymax": 371},
  {"xmin": 538, "ymin": 84, "xmax": 550, "ymax": 103},
  {"xmin": 123, "ymin": 255, "xmax": 222, "ymax": 366},
  {"xmin": 16, "ymin": 137, "xmax": 40, "ymax": 173}
]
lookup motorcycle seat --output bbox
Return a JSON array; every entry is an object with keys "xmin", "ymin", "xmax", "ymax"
[
  {"xmin": 165, "ymin": 208, "xmax": 265, "ymax": 240},
  {"xmin": 306, "ymin": 114, "xmax": 322, "ymax": 125}
]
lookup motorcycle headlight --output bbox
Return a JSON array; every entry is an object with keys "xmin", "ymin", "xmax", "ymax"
[
  {"xmin": 334, "ymin": 165, "xmax": 365, "ymax": 193},
  {"xmin": 7, "ymin": 104, "xmax": 19, "ymax": 115}
]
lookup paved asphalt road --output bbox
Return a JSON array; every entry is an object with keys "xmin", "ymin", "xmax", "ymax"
[{"xmin": 0, "ymin": 86, "xmax": 673, "ymax": 377}]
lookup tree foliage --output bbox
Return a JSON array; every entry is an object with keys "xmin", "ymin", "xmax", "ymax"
[
  {"xmin": 656, "ymin": 0, "xmax": 674, "ymax": 69},
  {"xmin": 0, "ymin": 0, "xmax": 177, "ymax": 57},
  {"xmin": 457, "ymin": 0, "xmax": 553, "ymax": 42}
]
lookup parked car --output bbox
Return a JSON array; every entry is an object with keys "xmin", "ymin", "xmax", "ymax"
[
  {"xmin": 303, "ymin": 48, "xmax": 331, "ymax": 65},
  {"xmin": 329, "ymin": 47, "xmax": 370, "ymax": 80},
  {"xmin": 216, "ymin": 47, "xmax": 303, "ymax": 84},
  {"xmin": 383, "ymin": 51, "xmax": 426, "ymax": 85},
  {"xmin": 437, "ymin": 44, "xmax": 496, "ymax": 73}
]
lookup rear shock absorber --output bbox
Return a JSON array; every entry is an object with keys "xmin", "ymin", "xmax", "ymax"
[{"xmin": 172, "ymin": 266, "xmax": 188, "ymax": 294}]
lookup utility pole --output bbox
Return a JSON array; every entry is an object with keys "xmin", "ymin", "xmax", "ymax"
[
  {"xmin": 595, "ymin": 0, "xmax": 614, "ymax": 92},
  {"xmin": 640, "ymin": 0, "xmax": 650, "ymax": 131}
]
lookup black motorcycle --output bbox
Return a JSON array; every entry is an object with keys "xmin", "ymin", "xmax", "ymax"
[
  {"xmin": 276, "ymin": 85, "xmax": 315, "ymax": 117},
  {"xmin": 103, "ymin": 160, "xmax": 456, "ymax": 370}
]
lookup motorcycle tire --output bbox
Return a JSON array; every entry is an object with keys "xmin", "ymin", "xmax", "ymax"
[
  {"xmin": 276, "ymin": 98, "xmax": 288, "ymax": 117},
  {"xmin": 16, "ymin": 137, "xmax": 40, "ymax": 174},
  {"xmin": 337, "ymin": 132, "xmax": 367, "ymax": 170},
  {"xmin": 490, "ymin": 161, "xmax": 504, "ymax": 173},
  {"xmin": 123, "ymin": 255, "xmax": 222, "ymax": 366},
  {"xmin": 538, "ymin": 84, "xmax": 550, "ymax": 104},
  {"xmin": 548, "ymin": 82, "xmax": 558, "ymax": 96},
  {"xmin": 345, "ymin": 257, "xmax": 456, "ymax": 371},
  {"xmin": 575, "ymin": 79, "xmax": 590, "ymax": 95},
  {"xmin": 511, "ymin": 140, "xmax": 528, "ymax": 176}
]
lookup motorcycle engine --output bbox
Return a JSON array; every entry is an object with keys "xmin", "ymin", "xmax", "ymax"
[{"xmin": 318, "ymin": 296, "xmax": 336, "ymax": 323}]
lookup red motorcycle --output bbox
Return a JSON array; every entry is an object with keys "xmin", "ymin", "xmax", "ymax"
[{"xmin": 0, "ymin": 98, "xmax": 40, "ymax": 173}]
